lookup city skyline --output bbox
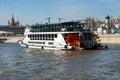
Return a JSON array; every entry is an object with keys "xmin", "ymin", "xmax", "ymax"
[{"xmin": 0, "ymin": 0, "xmax": 120, "ymax": 25}]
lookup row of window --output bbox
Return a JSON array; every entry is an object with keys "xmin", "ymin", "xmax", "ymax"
[
  {"xmin": 31, "ymin": 24, "xmax": 83, "ymax": 29},
  {"xmin": 31, "ymin": 24, "xmax": 61, "ymax": 29},
  {"xmin": 28, "ymin": 34, "xmax": 57, "ymax": 40},
  {"xmin": 28, "ymin": 41, "xmax": 53, "ymax": 45},
  {"xmin": 28, "ymin": 34, "xmax": 57, "ymax": 38},
  {"xmin": 28, "ymin": 41, "xmax": 45, "ymax": 44},
  {"xmin": 31, "ymin": 28, "xmax": 61, "ymax": 32},
  {"xmin": 31, "ymin": 26, "xmax": 87, "ymax": 32},
  {"xmin": 29, "ymin": 37, "xmax": 54, "ymax": 41}
]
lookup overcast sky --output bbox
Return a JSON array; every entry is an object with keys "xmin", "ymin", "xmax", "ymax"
[{"xmin": 0, "ymin": 0, "xmax": 120, "ymax": 25}]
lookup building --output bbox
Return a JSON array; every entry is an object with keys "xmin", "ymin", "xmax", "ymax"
[
  {"xmin": 0, "ymin": 25, "xmax": 25, "ymax": 36},
  {"xmin": 0, "ymin": 14, "xmax": 25, "ymax": 36},
  {"xmin": 96, "ymin": 15, "xmax": 117, "ymax": 34},
  {"xmin": 112, "ymin": 17, "xmax": 120, "ymax": 29},
  {"xmin": 8, "ymin": 14, "xmax": 20, "ymax": 27}
]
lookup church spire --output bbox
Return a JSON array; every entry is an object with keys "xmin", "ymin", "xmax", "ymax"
[
  {"xmin": 9, "ymin": 13, "xmax": 15, "ymax": 26},
  {"xmin": 8, "ymin": 13, "xmax": 20, "ymax": 27},
  {"xmin": 12, "ymin": 14, "xmax": 14, "ymax": 19},
  {"xmin": 11, "ymin": 13, "xmax": 15, "ymax": 24}
]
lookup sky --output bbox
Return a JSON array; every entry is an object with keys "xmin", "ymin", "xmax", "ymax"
[{"xmin": 0, "ymin": 0, "xmax": 120, "ymax": 25}]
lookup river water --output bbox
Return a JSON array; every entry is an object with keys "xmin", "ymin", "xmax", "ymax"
[{"xmin": 0, "ymin": 43, "xmax": 120, "ymax": 80}]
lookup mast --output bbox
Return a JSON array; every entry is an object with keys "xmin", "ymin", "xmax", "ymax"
[
  {"xmin": 58, "ymin": 18, "xmax": 62, "ymax": 23},
  {"xmin": 45, "ymin": 17, "xmax": 51, "ymax": 24}
]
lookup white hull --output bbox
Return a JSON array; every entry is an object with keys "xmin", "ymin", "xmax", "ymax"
[
  {"xmin": 18, "ymin": 40, "xmax": 77, "ymax": 50},
  {"xmin": 19, "ymin": 44, "xmax": 84, "ymax": 50}
]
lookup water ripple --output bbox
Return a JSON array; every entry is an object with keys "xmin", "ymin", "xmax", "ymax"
[{"xmin": 0, "ymin": 43, "xmax": 119, "ymax": 80}]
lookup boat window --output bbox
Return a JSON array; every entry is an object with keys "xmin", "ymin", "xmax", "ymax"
[
  {"xmin": 43, "ymin": 37, "xmax": 45, "ymax": 40},
  {"xmin": 32, "ymin": 34, "xmax": 34, "ymax": 40},
  {"xmin": 51, "ymin": 34, "xmax": 54, "ymax": 38},
  {"xmin": 34, "ymin": 34, "xmax": 36, "ymax": 40},
  {"xmin": 43, "ymin": 34, "xmax": 45, "ymax": 37},
  {"xmin": 40, "ymin": 34, "xmax": 42, "ymax": 37},
  {"xmin": 48, "ymin": 42, "xmax": 53, "ymax": 45},
  {"xmin": 55, "ymin": 34, "xmax": 57, "ymax": 38},
  {"xmin": 30, "ymin": 35, "xmax": 32, "ymax": 40},
  {"xmin": 48, "ymin": 34, "xmax": 50, "ymax": 38},
  {"xmin": 28, "ymin": 35, "xmax": 30, "ymax": 38},
  {"xmin": 36, "ymin": 34, "xmax": 39, "ymax": 40},
  {"xmin": 37, "ymin": 34, "xmax": 39, "ymax": 37},
  {"xmin": 45, "ymin": 34, "xmax": 47, "ymax": 38}
]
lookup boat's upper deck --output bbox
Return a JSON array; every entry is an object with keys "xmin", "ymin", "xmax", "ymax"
[{"xmin": 29, "ymin": 21, "xmax": 91, "ymax": 32}]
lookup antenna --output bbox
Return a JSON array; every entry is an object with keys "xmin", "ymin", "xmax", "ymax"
[
  {"xmin": 58, "ymin": 18, "xmax": 62, "ymax": 23},
  {"xmin": 45, "ymin": 17, "xmax": 51, "ymax": 24},
  {"xmin": 58, "ymin": 18, "xmax": 65, "ymax": 23}
]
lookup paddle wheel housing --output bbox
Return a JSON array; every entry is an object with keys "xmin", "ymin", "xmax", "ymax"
[
  {"xmin": 93, "ymin": 34, "xmax": 102, "ymax": 49},
  {"xmin": 64, "ymin": 33, "xmax": 84, "ymax": 49}
]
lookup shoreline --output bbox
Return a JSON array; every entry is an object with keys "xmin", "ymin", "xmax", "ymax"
[
  {"xmin": 0, "ymin": 36, "xmax": 23, "ymax": 43},
  {"xmin": 100, "ymin": 34, "xmax": 120, "ymax": 44},
  {"xmin": 0, "ymin": 34, "xmax": 120, "ymax": 44}
]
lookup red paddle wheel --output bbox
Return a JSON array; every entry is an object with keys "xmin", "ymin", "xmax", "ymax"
[{"xmin": 65, "ymin": 33, "xmax": 80, "ymax": 47}]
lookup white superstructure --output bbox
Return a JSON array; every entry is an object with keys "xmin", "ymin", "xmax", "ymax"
[{"xmin": 18, "ymin": 21, "xmax": 101, "ymax": 50}]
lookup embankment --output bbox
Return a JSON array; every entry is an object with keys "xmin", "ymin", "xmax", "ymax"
[
  {"xmin": 100, "ymin": 34, "xmax": 120, "ymax": 44},
  {"xmin": 0, "ymin": 36, "xmax": 23, "ymax": 43},
  {"xmin": 1, "ymin": 34, "xmax": 120, "ymax": 44}
]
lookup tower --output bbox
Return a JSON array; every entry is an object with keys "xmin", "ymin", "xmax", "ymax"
[
  {"xmin": 105, "ymin": 15, "xmax": 110, "ymax": 25},
  {"xmin": 8, "ymin": 14, "xmax": 20, "ymax": 27},
  {"xmin": 105, "ymin": 15, "xmax": 113, "ymax": 34},
  {"xmin": 105, "ymin": 15, "xmax": 110, "ymax": 29},
  {"xmin": 8, "ymin": 14, "xmax": 15, "ymax": 26}
]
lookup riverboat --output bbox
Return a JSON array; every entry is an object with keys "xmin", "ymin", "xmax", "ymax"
[{"xmin": 18, "ymin": 21, "xmax": 101, "ymax": 50}]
